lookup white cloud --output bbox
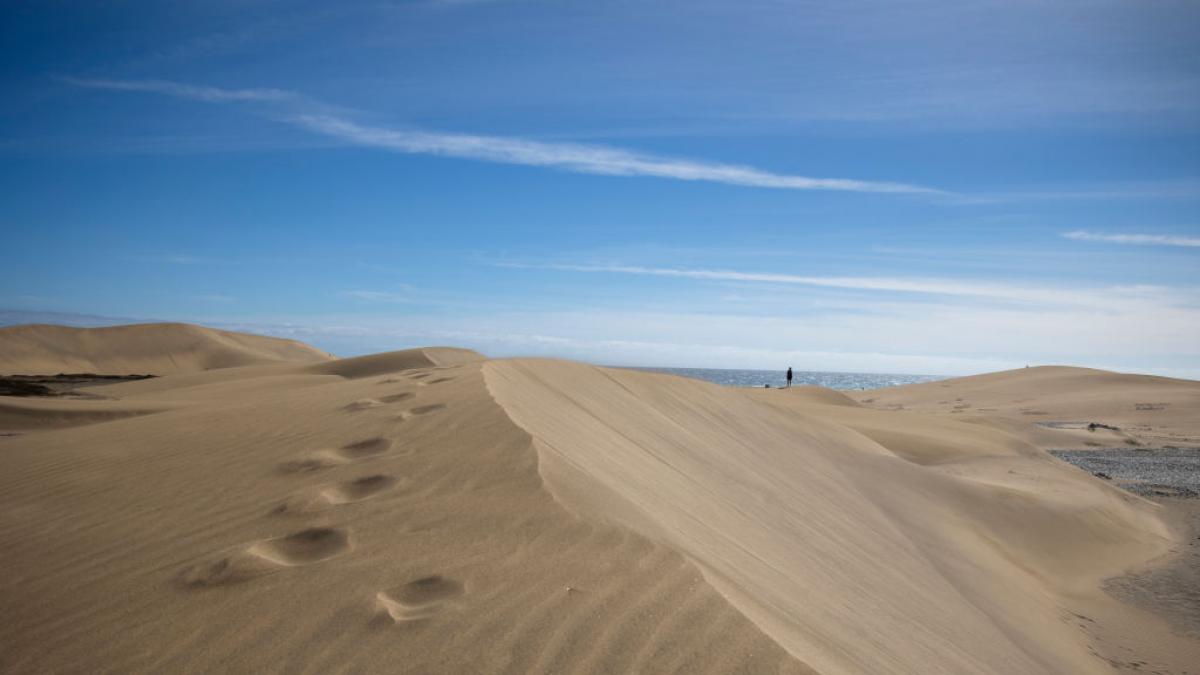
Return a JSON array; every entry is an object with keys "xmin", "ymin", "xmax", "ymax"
[
  {"xmin": 509, "ymin": 262, "xmax": 1181, "ymax": 309},
  {"xmin": 64, "ymin": 77, "xmax": 295, "ymax": 103},
  {"xmin": 946, "ymin": 179, "xmax": 1200, "ymax": 204},
  {"xmin": 288, "ymin": 114, "xmax": 942, "ymax": 195},
  {"xmin": 62, "ymin": 77, "xmax": 942, "ymax": 195},
  {"xmin": 66, "ymin": 77, "xmax": 1200, "ymax": 202},
  {"xmin": 1062, "ymin": 230, "xmax": 1200, "ymax": 248}
]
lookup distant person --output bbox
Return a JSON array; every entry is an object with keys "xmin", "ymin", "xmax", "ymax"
[{"xmin": 786, "ymin": 367, "xmax": 793, "ymax": 388}]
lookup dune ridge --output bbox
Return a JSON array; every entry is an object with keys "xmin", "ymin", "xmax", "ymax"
[
  {"xmin": 307, "ymin": 346, "xmax": 481, "ymax": 379},
  {"xmin": 0, "ymin": 322, "xmax": 334, "ymax": 375}
]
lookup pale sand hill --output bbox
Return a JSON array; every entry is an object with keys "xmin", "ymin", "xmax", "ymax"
[
  {"xmin": 1, "ymin": 350, "xmax": 1196, "ymax": 673},
  {"xmin": 0, "ymin": 323, "xmax": 334, "ymax": 375},
  {"xmin": 854, "ymin": 366, "xmax": 1200, "ymax": 451},
  {"xmin": 0, "ymin": 350, "xmax": 807, "ymax": 674},
  {"xmin": 489, "ymin": 362, "xmax": 1197, "ymax": 674}
]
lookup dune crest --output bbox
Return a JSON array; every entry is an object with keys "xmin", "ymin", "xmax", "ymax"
[
  {"xmin": 777, "ymin": 384, "xmax": 862, "ymax": 407},
  {"xmin": 306, "ymin": 346, "xmax": 482, "ymax": 380}
]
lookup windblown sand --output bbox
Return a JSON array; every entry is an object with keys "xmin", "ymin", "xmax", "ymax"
[{"xmin": 1, "ymin": 331, "xmax": 1197, "ymax": 674}]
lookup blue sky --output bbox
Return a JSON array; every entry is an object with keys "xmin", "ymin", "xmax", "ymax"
[{"xmin": 2, "ymin": 0, "xmax": 1199, "ymax": 376}]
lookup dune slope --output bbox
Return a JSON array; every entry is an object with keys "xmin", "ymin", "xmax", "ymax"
[
  {"xmin": 0, "ymin": 396, "xmax": 173, "ymax": 431},
  {"xmin": 0, "ymin": 322, "xmax": 334, "ymax": 375},
  {"xmin": 485, "ymin": 360, "xmax": 1188, "ymax": 675}
]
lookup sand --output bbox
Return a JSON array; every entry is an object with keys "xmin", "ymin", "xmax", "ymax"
[
  {"xmin": 1, "ymin": 329, "xmax": 1197, "ymax": 673},
  {"xmin": 855, "ymin": 365, "xmax": 1200, "ymax": 451},
  {"xmin": 0, "ymin": 322, "xmax": 334, "ymax": 375},
  {"xmin": 850, "ymin": 366, "xmax": 1200, "ymax": 673}
]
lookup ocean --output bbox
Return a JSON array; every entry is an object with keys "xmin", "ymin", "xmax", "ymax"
[{"xmin": 620, "ymin": 366, "xmax": 944, "ymax": 390}]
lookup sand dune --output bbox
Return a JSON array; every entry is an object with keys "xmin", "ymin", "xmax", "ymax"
[
  {"xmin": 308, "ymin": 346, "xmax": 481, "ymax": 379},
  {"xmin": 0, "ymin": 337, "xmax": 1196, "ymax": 673},
  {"xmin": 856, "ymin": 365, "xmax": 1200, "ymax": 451},
  {"xmin": 0, "ymin": 322, "xmax": 334, "ymax": 375},
  {"xmin": 0, "ymin": 349, "xmax": 804, "ymax": 673},
  {"xmin": 488, "ymin": 360, "xmax": 1196, "ymax": 674}
]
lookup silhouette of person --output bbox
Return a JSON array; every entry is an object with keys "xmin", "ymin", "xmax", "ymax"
[{"xmin": 786, "ymin": 367, "xmax": 793, "ymax": 388}]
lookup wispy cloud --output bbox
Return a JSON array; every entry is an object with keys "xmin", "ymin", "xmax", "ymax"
[
  {"xmin": 288, "ymin": 114, "xmax": 942, "ymax": 194},
  {"xmin": 507, "ymin": 262, "xmax": 1182, "ymax": 309},
  {"xmin": 64, "ymin": 77, "xmax": 1200, "ymax": 202},
  {"xmin": 63, "ymin": 77, "xmax": 295, "ymax": 103},
  {"xmin": 1062, "ymin": 230, "xmax": 1200, "ymax": 248},
  {"xmin": 957, "ymin": 179, "xmax": 1200, "ymax": 204},
  {"xmin": 63, "ymin": 77, "xmax": 942, "ymax": 196}
]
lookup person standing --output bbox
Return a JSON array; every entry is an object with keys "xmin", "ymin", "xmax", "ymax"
[{"xmin": 786, "ymin": 367, "xmax": 793, "ymax": 388}]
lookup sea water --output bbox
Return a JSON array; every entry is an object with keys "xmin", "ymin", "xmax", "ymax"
[{"xmin": 621, "ymin": 367, "xmax": 943, "ymax": 390}]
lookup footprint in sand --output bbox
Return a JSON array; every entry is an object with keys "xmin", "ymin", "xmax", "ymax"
[
  {"xmin": 392, "ymin": 403, "xmax": 446, "ymax": 422},
  {"xmin": 346, "ymin": 393, "xmax": 414, "ymax": 410},
  {"xmin": 179, "ymin": 527, "xmax": 352, "ymax": 588},
  {"xmin": 273, "ymin": 474, "xmax": 401, "ymax": 514},
  {"xmin": 408, "ymin": 404, "xmax": 446, "ymax": 416},
  {"xmin": 249, "ymin": 527, "xmax": 352, "ymax": 566},
  {"xmin": 376, "ymin": 575, "xmax": 465, "ymax": 621},
  {"xmin": 344, "ymin": 398, "xmax": 385, "ymax": 411},
  {"xmin": 336, "ymin": 437, "xmax": 395, "ymax": 460},
  {"xmin": 276, "ymin": 437, "xmax": 397, "ymax": 473},
  {"xmin": 321, "ymin": 474, "xmax": 398, "ymax": 504},
  {"xmin": 425, "ymin": 377, "xmax": 456, "ymax": 385}
]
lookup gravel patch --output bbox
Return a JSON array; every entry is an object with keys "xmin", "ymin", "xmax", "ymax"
[{"xmin": 1050, "ymin": 447, "xmax": 1200, "ymax": 499}]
